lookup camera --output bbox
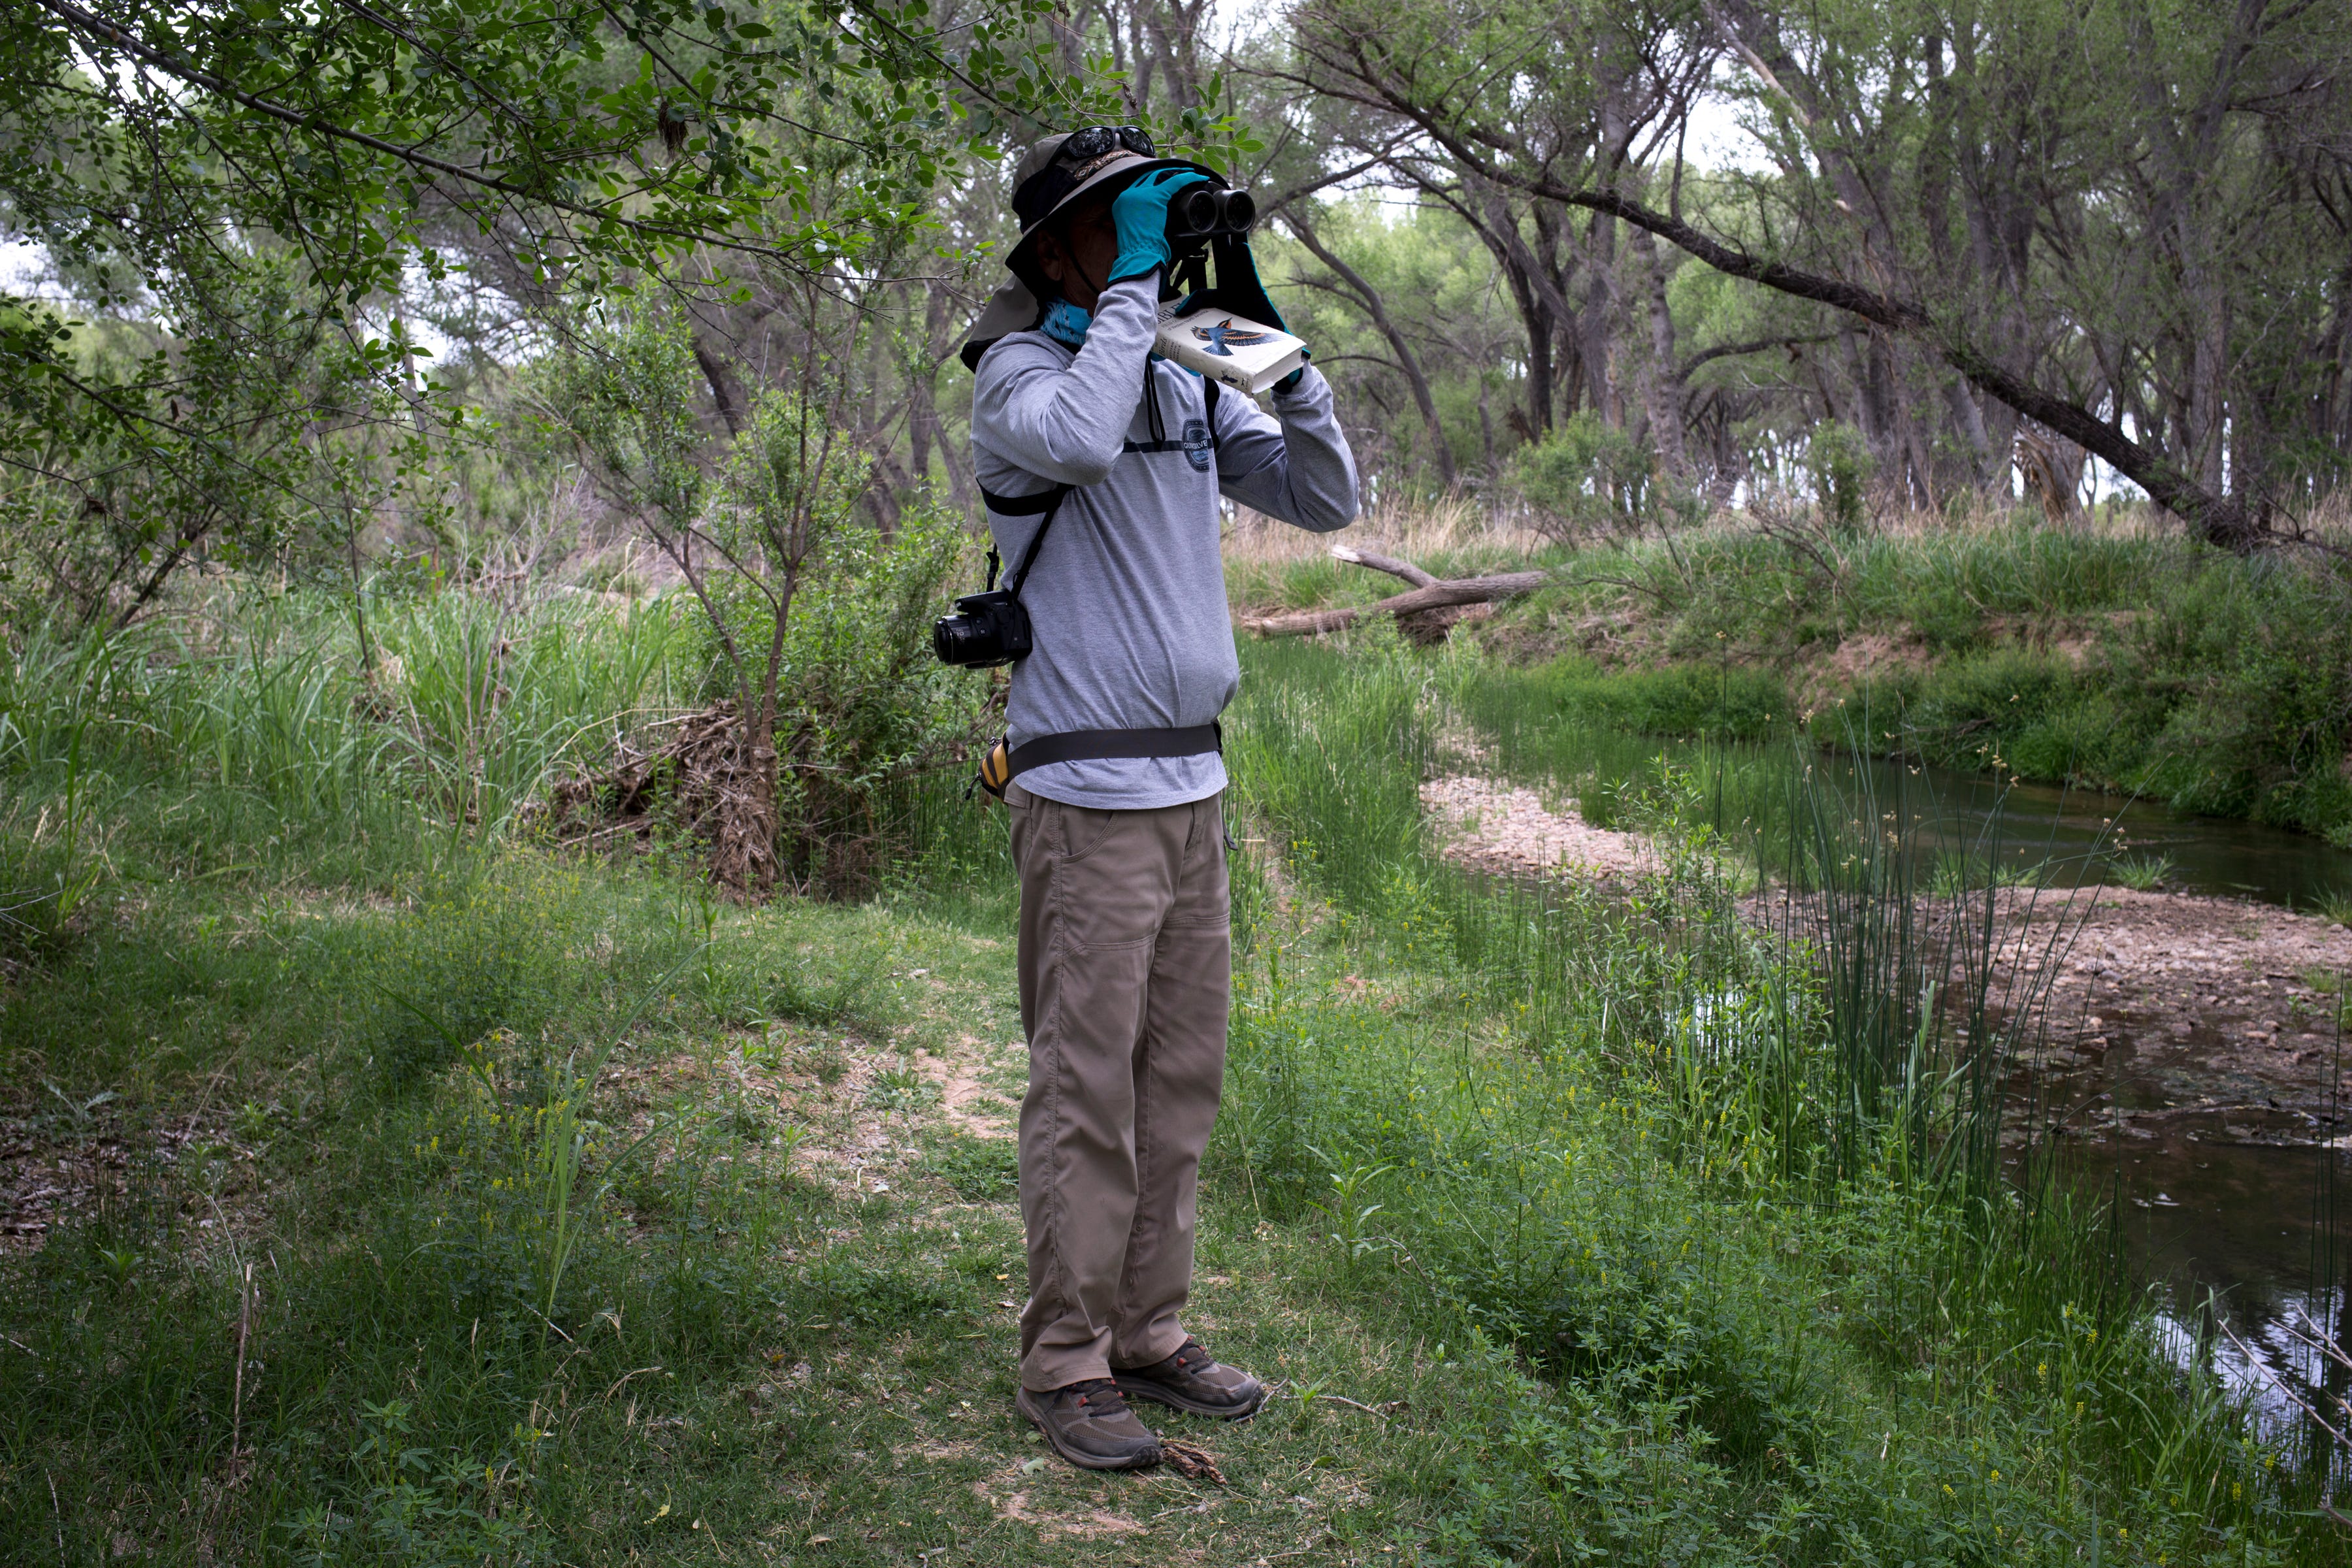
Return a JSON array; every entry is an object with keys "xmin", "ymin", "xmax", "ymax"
[
  {"xmin": 1166, "ymin": 186, "xmax": 1256, "ymax": 248},
  {"xmin": 932, "ymin": 587, "xmax": 1032, "ymax": 668}
]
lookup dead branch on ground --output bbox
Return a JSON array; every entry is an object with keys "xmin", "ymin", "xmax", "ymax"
[{"xmin": 1237, "ymin": 544, "xmax": 1546, "ymax": 643}]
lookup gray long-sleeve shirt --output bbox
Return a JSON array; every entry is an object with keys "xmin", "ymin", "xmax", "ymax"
[{"xmin": 970, "ymin": 274, "xmax": 1360, "ymax": 809}]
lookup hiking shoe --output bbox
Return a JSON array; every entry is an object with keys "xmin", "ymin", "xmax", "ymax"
[
  {"xmin": 1111, "ymin": 1338, "xmax": 1266, "ymax": 1419},
  {"xmin": 1016, "ymin": 1379, "xmax": 1164, "ymax": 1471}
]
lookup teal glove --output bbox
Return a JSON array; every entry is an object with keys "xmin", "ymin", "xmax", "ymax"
[
  {"xmin": 1214, "ymin": 236, "xmax": 1288, "ymax": 332},
  {"xmin": 1172, "ymin": 238, "xmax": 1290, "ymax": 332},
  {"xmin": 1220, "ymin": 241, "xmax": 1310, "ymax": 389},
  {"xmin": 1107, "ymin": 169, "xmax": 1213, "ymax": 285}
]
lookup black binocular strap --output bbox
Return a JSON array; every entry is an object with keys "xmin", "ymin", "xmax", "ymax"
[
  {"xmin": 1006, "ymin": 721, "xmax": 1222, "ymax": 780},
  {"xmin": 978, "ymin": 376, "xmax": 1221, "ymax": 596}
]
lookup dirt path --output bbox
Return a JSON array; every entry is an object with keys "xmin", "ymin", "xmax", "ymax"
[{"xmin": 1421, "ymin": 773, "xmax": 2352, "ymax": 1119}]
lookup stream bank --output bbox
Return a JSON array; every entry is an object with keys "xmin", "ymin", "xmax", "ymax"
[{"xmin": 1416, "ymin": 760, "xmax": 2352, "ymax": 1453}]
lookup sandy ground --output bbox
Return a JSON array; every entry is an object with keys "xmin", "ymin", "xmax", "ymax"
[
  {"xmin": 1420, "ymin": 774, "xmax": 2352, "ymax": 1121},
  {"xmin": 1418, "ymin": 776, "xmax": 1663, "ymax": 883}
]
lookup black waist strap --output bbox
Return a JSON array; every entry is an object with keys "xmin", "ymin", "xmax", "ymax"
[{"xmin": 1007, "ymin": 723, "xmax": 1222, "ymax": 779}]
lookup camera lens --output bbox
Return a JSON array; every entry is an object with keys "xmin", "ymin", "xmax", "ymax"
[
  {"xmin": 1220, "ymin": 189, "xmax": 1256, "ymax": 232},
  {"xmin": 934, "ymin": 615, "xmax": 987, "ymax": 666}
]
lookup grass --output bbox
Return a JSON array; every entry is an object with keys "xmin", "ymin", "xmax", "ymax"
[
  {"xmin": 1218, "ymin": 634, "xmax": 2312, "ymax": 1561},
  {"xmin": 1237, "ymin": 505, "xmax": 2352, "ymax": 848},
  {"xmin": 0, "ymin": 586, "xmax": 2336, "ymax": 1564}
]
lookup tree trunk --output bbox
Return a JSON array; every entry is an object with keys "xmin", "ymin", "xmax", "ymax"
[
  {"xmin": 1629, "ymin": 222, "xmax": 1688, "ymax": 477},
  {"xmin": 1286, "ymin": 216, "xmax": 1458, "ymax": 489}
]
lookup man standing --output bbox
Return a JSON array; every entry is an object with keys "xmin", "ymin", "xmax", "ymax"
[{"xmin": 959, "ymin": 127, "xmax": 1359, "ymax": 1471}]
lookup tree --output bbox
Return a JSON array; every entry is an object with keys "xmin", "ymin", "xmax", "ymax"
[
  {"xmin": 0, "ymin": 0, "xmax": 1086, "ymax": 619},
  {"xmin": 1275, "ymin": 0, "xmax": 1709, "ymax": 447},
  {"xmin": 1257, "ymin": 0, "xmax": 2351, "ymax": 548}
]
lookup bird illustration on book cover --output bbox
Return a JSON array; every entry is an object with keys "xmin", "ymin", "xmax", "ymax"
[{"xmin": 1191, "ymin": 318, "xmax": 1273, "ymax": 357}]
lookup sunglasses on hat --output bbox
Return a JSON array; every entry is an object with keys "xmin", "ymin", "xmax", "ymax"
[{"xmin": 1060, "ymin": 125, "xmax": 1156, "ymax": 163}]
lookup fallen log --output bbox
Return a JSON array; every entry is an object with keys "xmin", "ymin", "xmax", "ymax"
[{"xmin": 1237, "ymin": 544, "xmax": 1546, "ymax": 641}]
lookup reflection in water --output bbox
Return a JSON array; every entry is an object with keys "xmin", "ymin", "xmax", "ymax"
[
  {"xmin": 1829, "ymin": 754, "xmax": 2352, "ymax": 913},
  {"xmin": 2068, "ymin": 1107, "xmax": 2348, "ymax": 1469}
]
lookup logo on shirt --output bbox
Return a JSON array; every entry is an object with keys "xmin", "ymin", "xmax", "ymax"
[{"xmin": 1182, "ymin": 418, "xmax": 1212, "ymax": 472}]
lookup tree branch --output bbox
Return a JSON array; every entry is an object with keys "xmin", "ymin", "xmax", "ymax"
[
  {"xmin": 1284, "ymin": 214, "xmax": 1458, "ymax": 487},
  {"xmin": 1330, "ymin": 543, "xmax": 1437, "ymax": 587},
  {"xmin": 1678, "ymin": 333, "xmax": 1834, "ymax": 380},
  {"xmin": 32, "ymin": 0, "xmax": 818, "ymax": 271}
]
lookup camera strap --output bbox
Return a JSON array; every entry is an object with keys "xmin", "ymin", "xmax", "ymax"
[{"xmin": 977, "ymin": 482, "xmax": 1069, "ymax": 599}]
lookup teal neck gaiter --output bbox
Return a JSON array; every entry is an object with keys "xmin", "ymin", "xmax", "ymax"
[{"xmin": 1041, "ymin": 297, "xmax": 1092, "ymax": 350}]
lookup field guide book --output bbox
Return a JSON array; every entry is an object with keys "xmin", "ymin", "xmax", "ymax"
[{"xmin": 1154, "ymin": 304, "xmax": 1307, "ymax": 395}]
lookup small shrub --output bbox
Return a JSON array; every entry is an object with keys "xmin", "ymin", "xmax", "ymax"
[
  {"xmin": 680, "ymin": 498, "xmax": 987, "ymax": 895},
  {"xmin": 866, "ymin": 1062, "xmax": 937, "ymax": 1113},
  {"xmin": 1513, "ymin": 412, "xmax": 1697, "ymax": 542},
  {"xmin": 1806, "ymin": 419, "xmax": 1873, "ymax": 531},
  {"xmin": 2108, "ymin": 852, "xmax": 2175, "ymax": 891},
  {"xmin": 358, "ymin": 868, "xmax": 605, "ymax": 1088}
]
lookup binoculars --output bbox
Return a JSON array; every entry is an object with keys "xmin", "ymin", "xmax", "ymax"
[{"xmin": 1165, "ymin": 185, "xmax": 1256, "ymax": 247}]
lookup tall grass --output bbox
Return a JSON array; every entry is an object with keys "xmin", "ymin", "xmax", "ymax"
[
  {"xmin": 376, "ymin": 591, "xmax": 683, "ymax": 832},
  {"xmin": 0, "ymin": 591, "xmax": 683, "ymax": 947},
  {"xmin": 1215, "ymin": 631, "xmax": 2314, "ymax": 1561}
]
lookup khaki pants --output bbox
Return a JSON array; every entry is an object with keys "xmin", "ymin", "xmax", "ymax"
[{"xmin": 1004, "ymin": 781, "xmax": 1230, "ymax": 1392}]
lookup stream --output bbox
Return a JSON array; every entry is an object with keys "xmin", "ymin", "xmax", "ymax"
[
  {"xmin": 1835, "ymin": 755, "xmax": 2352, "ymax": 911},
  {"xmin": 1795, "ymin": 757, "xmax": 2352, "ymax": 1467}
]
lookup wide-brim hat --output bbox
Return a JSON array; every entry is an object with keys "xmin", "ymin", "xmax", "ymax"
[{"xmin": 960, "ymin": 131, "xmax": 1221, "ymax": 369}]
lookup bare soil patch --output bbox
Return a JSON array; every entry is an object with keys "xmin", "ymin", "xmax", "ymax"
[
  {"xmin": 1418, "ymin": 776, "xmax": 1662, "ymax": 885},
  {"xmin": 917, "ymin": 1032, "xmax": 1017, "ymax": 1141},
  {"xmin": 0, "ymin": 1090, "xmax": 272, "ymax": 1256}
]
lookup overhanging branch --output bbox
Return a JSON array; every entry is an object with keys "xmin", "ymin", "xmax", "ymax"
[
  {"xmin": 1558, "ymin": 186, "xmax": 2264, "ymax": 551},
  {"xmin": 31, "ymin": 0, "xmax": 821, "ymax": 273},
  {"xmin": 1276, "ymin": 37, "xmax": 2269, "ymax": 551}
]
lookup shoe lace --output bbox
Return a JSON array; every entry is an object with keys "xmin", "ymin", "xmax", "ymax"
[{"xmin": 1064, "ymin": 1377, "xmax": 1125, "ymax": 1412}]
